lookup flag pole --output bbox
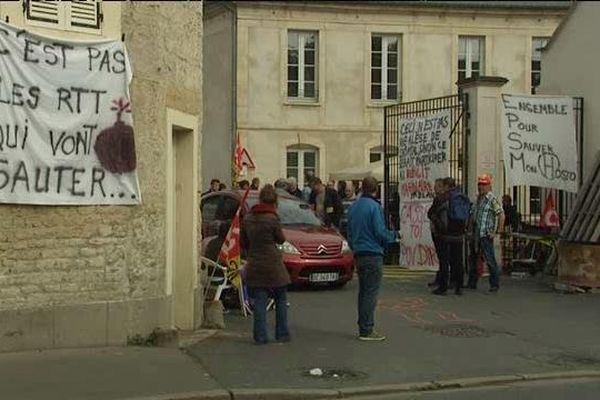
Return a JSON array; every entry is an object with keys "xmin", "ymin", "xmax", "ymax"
[{"xmin": 238, "ymin": 188, "xmax": 251, "ymax": 317}]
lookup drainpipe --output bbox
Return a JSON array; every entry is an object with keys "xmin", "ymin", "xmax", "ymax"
[{"xmin": 224, "ymin": 1, "xmax": 237, "ymax": 187}]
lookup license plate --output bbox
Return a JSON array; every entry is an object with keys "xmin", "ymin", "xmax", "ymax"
[{"xmin": 309, "ymin": 272, "xmax": 339, "ymax": 282}]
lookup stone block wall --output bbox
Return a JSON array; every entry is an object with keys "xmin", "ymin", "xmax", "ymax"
[{"xmin": 0, "ymin": 2, "xmax": 203, "ymax": 352}]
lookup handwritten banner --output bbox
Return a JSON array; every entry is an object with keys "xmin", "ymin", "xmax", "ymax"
[
  {"xmin": 500, "ymin": 94, "xmax": 578, "ymax": 193},
  {"xmin": 398, "ymin": 109, "xmax": 450, "ymax": 269},
  {"xmin": 0, "ymin": 20, "xmax": 140, "ymax": 205}
]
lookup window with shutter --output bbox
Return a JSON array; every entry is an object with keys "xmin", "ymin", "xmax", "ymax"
[
  {"xmin": 69, "ymin": 1, "xmax": 100, "ymax": 29},
  {"xmin": 27, "ymin": 1, "xmax": 61, "ymax": 25},
  {"xmin": 26, "ymin": 0, "xmax": 102, "ymax": 33}
]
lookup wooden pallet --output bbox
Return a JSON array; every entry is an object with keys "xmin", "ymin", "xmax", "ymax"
[{"xmin": 561, "ymin": 152, "xmax": 600, "ymax": 243}]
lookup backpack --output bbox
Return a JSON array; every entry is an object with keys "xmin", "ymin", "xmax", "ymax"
[{"xmin": 448, "ymin": 188, "xmax": 471, "ymax": 224}]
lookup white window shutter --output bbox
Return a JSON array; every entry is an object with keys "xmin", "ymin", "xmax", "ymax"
[
  {"xmin": 69, "ymin": 0, "xmax": 100, "ymax": 29},
  {"xmin": 27, "ymin": 1, "xmax": 61, "ymax": 24}
]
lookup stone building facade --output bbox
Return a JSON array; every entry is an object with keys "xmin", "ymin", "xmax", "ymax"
[
  {"xmin": 203, "ymin": 1, "xmax": 568, "ymax": 188},
  {"xmin": 0, "ymin": 1, "xmax": 203, "ymax": 352},
  {"xmin": 540, "ymin": 1, "xmax": 600, "ymax": 182}
]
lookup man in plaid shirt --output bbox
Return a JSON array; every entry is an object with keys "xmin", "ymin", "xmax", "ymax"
[{"xmin": 467, "ymin": 174, "xmax": 505, "ymax": 292}]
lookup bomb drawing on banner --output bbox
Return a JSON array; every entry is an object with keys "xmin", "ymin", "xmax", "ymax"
[{"xmin": 94, "ymin": 98, "xmax": 137, "ymax": 174}]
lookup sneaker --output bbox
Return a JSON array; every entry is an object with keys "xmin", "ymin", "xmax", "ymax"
[
  {"xmin": 432, "ymin": 288, "xmax": 447, "ymax": 296},
  {"xmin": 489, "ymin": 287, "xmax": 499, "ymax": 293},
  {"xmin": 358, "ymin": 332, "xmax": 386, "ymax": 341},
  {"xmin": 276, "ymin": 336, "xmax": 291, "ymax": 343}
]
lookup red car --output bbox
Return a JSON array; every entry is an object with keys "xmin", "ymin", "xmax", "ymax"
[{"xmin": 200, "ymin": 190, "xmax": 354, "ymax": 287}]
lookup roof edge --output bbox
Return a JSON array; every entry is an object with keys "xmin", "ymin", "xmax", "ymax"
[{"xmin": 543, "ymin": 1, "xmax": 579, "ymax": 53}]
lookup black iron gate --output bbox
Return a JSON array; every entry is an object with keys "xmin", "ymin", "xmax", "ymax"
[
  {"xmin": 383, "ymin": 94, "xmax": 583, "ymax": 269},
  {"xmin": 383, "ymin": 94, "xmax": 469, "ymax": 230},
  {"xmin": 382, "ymin": 94, "xmax": 468, "ymax": 265}
]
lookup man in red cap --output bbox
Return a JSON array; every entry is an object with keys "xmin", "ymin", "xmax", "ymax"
[{"xmin": 467, "ymin": 174, "xmax": 505, "ymax": 292}]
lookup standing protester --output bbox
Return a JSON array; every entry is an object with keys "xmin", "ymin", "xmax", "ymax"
[
  {"xmin": 241, "ymin": 185, "xmax": 291, "ymax": 345},
  {"xmin": 467, "ymin": 174, "xmax": 505, "ymax": 292},
  {"xmin": 340, "ymin": 185, "xmax": 358, "ymax": 238},
  {"xmin": 274, "ymin": 178, "xmax": 289, "ymax": 192},
  {"xmin": 345, "ymin": 184, "xmax": 357, "ymax": 201},
  {"xmin": 251, "ymin": 178, "xmax": 261, "ymax": 191},
  {"xmin": 352, "ymin": 180, "xmax": 361, "ymax": 196},
  {"xmin": 337, "ymin": 181, "xmax": 348, "ymax": 200},
  {"xmin": 502, "ymin": 195, "xmax": 520, "ymax": 232},
  {"xmin": 427, "ymin": 179, "xmax": 449, "ymax": 293},
  {"xmin": 287, "ymin": 177, "xmax": 303, "ymax": 199},
  {"xmin": 445, "ymin": 177, "xmax": 470, "ymax": 296},
  {"xmin": 310, "ymin": 178, "xmax": 343, "ymax": 228},
  {"xmin": 347, "ymin": 176, "xmax": 399, "ymax": 341},
  {"xmin": 302, "ymin": 177, "xmax": 314, "ymax": 203},
  {"xmin": 203, "ymin": 179, "xmax": 221, "ymax": 195},
  {"xmin": 239, "ymin": 180, "xmax": 250, "ymax": 190}
]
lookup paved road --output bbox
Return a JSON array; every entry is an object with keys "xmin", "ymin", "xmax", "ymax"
[
  {"xmin": 349, "ymin": 377, "xmax": 600, "ymax": 400},
  {"xmin": 188, "ymin": 270, "xmax": 600, "ymax": 391}
]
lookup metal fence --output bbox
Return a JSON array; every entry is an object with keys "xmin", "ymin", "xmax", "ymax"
[
  {"xmin": 384, "ymin": 93, "xmax": 583, "ymax": 270},
  {"xmin": 383, "ymin": 94, "xmax": 468, "ymax": 263},
  {"xmin": 383, "ymin": 94, "xmax": 468, "ymax": 228}
]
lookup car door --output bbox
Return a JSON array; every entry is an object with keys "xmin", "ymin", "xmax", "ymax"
[{"xmin": 216, "ymin": 195, "xmax": 240, "ymax": 224}]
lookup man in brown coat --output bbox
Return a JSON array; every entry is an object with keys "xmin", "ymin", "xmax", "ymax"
[{"xmin": 241, "ymin": 185, "xmax": 291, "ymax": 344}]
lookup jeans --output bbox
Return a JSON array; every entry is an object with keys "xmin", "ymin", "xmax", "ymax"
[
  {"xmin": 468, "ymin": 236, "xmax": 500, "ymax": 288},
  {"xmin": 248, "ymin": 286, "xmax": 289, "ymax": 343},
  {"xmin": 356, "ymin": 255, "xmax": 383, "ymax": 336}
]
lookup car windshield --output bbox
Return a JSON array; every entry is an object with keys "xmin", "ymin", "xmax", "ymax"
[{"xmin": 247, "ymin": 197, "xmax": 322, "ymax": 226}]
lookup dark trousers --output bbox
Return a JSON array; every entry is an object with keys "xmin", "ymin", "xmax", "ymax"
[
  {"xmin": 248, "ymin": 286, "xmax": 289, "ymax": 343},
  {"xmin": 433, "ymin": 235, "xmax": 449, "ymax": 288},
  {"xmin": 447, "ymin": 236, "xmax": 465, "ymax": 290},
  {"xmin": 356, "ymin": 255, "xmax": 383, "ymax": 336},
  {"xmin": 468, "ymin": 236, "xmax": 500, "ymax": 289}
]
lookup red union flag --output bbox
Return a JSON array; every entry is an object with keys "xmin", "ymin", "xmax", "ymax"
[
  {"xmin": 541, "ymin": 191, "xmax": 560, "ymax": 228},
  {"xmin": 218, "ymin": 189, "xmax": 250, "ymax": 289}
]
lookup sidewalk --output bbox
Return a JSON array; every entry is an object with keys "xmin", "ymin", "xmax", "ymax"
[
  {"xmin": 0, "ymin": 346, "xmax": 227, "ymax": 400},
  {"xmin": 2, "ymin": 275, "xmax": 600, "ymax": 400}
]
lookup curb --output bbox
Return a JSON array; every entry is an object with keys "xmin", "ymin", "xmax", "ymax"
[
  {"xmin": 338, "ymin": 369, "xmax": 600, "ymax": 398},
  {"xmin": 230, "ymin": 388, "xmax": 339, "ymax": 400},
  {"xmin": 119, "ymin": 369, "xmax": 600, "ymax": 400},
  {"xmin": 120, "ymin": 389, "xmax": 232, "ymax": 400}
]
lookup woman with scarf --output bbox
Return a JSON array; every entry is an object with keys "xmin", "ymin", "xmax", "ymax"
[{"xmin": 241, "ymin": 185, "xmax": 291, "ymax": 344}]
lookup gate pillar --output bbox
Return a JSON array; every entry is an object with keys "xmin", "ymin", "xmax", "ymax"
[{"xmin": 458, "ymin": 76, "xmax": 509, "ymax": 199}]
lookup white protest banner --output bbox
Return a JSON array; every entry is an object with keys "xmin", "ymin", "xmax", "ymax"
[
  {"xmin": 0, "ymin": 20, "xmax": 141, "ymax": 205},
  {"xmin": 398, "ymin": 109, "xmax": 450, "ymax": 269},
  {"xmin": 500, "ymin": 94, "xmax": 578, "ymax": 193}
]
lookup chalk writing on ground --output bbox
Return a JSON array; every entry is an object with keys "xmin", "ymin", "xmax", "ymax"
[{"xmin": 378, "ymin": 297, "xmax": 473, "ymax": 325}]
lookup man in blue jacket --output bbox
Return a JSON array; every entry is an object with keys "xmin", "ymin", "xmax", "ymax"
[{"xmin": 347, "ymin": 176, "xmax": 399, "ymax": 341}]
